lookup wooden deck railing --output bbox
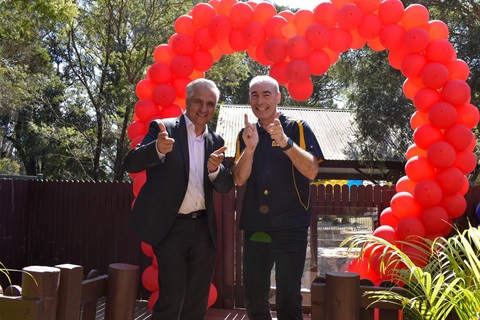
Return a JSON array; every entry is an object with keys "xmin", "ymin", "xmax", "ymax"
[{"xmin": 0, "ymin": 263, "xmax": 138, "ymax": 320}]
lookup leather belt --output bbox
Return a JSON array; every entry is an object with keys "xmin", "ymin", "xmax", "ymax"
[{"xmin": 176, "ymin": 210, "xmax": 206, "ymax": 219}]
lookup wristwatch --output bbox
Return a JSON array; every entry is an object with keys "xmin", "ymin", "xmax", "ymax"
[{"xmin": 282, "ymin": 138, "xmax": 294, "ymax": 151}]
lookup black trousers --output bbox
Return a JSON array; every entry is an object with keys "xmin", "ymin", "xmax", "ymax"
[
  {"xmin": 152, "ymin": 216, "xmax": 216, "ymax": 320},
  {"xmin": 243, "ymin": 227, "xmax": 308, "ymax": 320}
]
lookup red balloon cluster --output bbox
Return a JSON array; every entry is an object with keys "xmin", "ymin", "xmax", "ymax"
[{"xmin": 129, "ymin": 0, "xmax": 479, "ymax": 292}]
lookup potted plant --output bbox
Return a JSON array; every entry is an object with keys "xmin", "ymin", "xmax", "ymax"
[{"xmin": 342, "ymin": 225, "xmax": 480, "ymax": 320}]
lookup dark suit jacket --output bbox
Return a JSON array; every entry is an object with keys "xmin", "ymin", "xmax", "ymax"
[{"xmin": 123, "ymin": 115, "xmax": 234, "ymax": 246}]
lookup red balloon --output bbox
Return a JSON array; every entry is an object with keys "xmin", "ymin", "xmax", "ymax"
[
  {"xmin": 172, "ymin": 77, "xmax": 191, "ymax": 99},
  {"xmin": 263, "ymin": 38, "xmax": 288, "ymax": 63},
  {"xmin": 413, "ymin": 87, "xmax": 442, "ymax": 113},
  {"xmin": 425, "ymin": 39, "xmax": 455, "ymax": 64},
  {"xmin": 171, "ymin": 55, "xmax": 194, "ymax": 78},
  {"xmin": 135, "ymin": 99, "xmax": 160, "ymax": 122},
  {"xmin": 313, "ymin": 2, "xmax": 338, "ymax": 28},
  {"xmin": 436, "ymin": 167, "xmax": 465, "ymax": 195},
  {"xmin": 403, "ymin": 77, "xmax": 424, "ymax": 100},
  {"xmin": 406, "ymin": 143, "xmax": 426, "ymax": 159},
  {"xmin": 428, "ymin": 101, "xmax": 457, "ymax": 129},
  {"xmin": 396, "ymin": 216, "xmax": 426, "ymax": 241},
  {"xmin": 133, "ymin": 171, "xmax": 146, "ymax": 196},
  {"xmin": 152, "ymin": 84, "xmax": 177, "ymax": 107},
  {"xmin": 354, "ymin": 0, "xmax": 381, "ymax": 14},
  {"xmin": 347, "ymin": 257, "xmax": 380, "ymax": 282},
  {"xmin": 142, "ymin": 265, "xmax": 159, "ymax": 292},
  {"xmin": 285, "ymin": 59, "xmax": 311, "ymax": 84},
  {"xmin": 328, "ymin": 28, "xmax": 353, "ymax": 53},
  {"xmin": 421, "ymin": 62, "xmax": 449, "ymax": 89},
  {"xmin": 255, "ymin": 43, "xmax": 271, "ymax": 66},
  {"xmin": 159, "ymin": 105, "xmax": 183, "ymax": 119},
  {"xmin": 243, "ymin": 21, "xmax": 266, "ymax": 47},
  {"xmin": 357, "ymin": 13, "xmax": 382, "ymax": 39},
  {"xmin": 410, "ymin": 111, "xmax": 429, "ymax": 130},
  {"xmin": 147, "ymin": 290, "xmax": 159, "ymax": 311},
  {"xmin": 127, "ymin": 120, "xmax": 147, "ymax": 140},
  {"xmin": 428, "ymin": 20, "xmax": 449, "ymax": 40},
  {"xmin": 217, "ymin": 0, "xmax": 236, "ymax": 16},
  {"xmin": 447, "ymin": 59, "xmax": 469, "ymax": 81},
  {"xmin": 413, "ymin": 123, "xmax": 443, "ymax": 150},
  {"xmin": 367, "ymin": 37, "xmax": 385, "ymax": 52},
  {"xmin": 456, "ymin": 103, "xmax": 479, "ymax": 129},
  {"xmin": 191, "ymin": 3, "xmax": 215, "ymax": 28},
  {"xmin": 419, "ymin": 206, "xmax": 450, "ymax": 234},
  {"xmin": 396, "ymin": 175, "xmax": 416, "ymax": 194},
  {"xmin": 130, "ymin": 135, "xmax": 143, "ymax": 149},
  {"xmin": 405, "ymin": 156, "xmax": 436, "ymax": 182},
  {"xmin": 148, "ymin": 62, "xmax": 173, "ymax": 84},
  {"xmin": 413, "ymin": 179, "xmax": 443, "ymax": 207},
  {"xmin": 174, "ymin": 15, "xmax": 196, "ymax": 36},
  {"xmin": 401, "ymin": 4, "xmax": 429, "ymax": 29},
  {"xmin": 373, "ymin": 225, "xmax": 398, "ymax": 243},
  {"xmin": 401, "ymin": 241, "xmax": 429, "ymax": 268},
  {"xmin": 287, "ymin": 35, "xmax": 311, "ymax": 60},
  {"xmin": 278, "ymin": 10, "xmax": 294, "ymax": 22},
  {"xmin": 265, "ymin": 16, "xmax": 288, "ymax": 39},
  {"xmin": 136, "ymin": 78, "xmax": 156, "ymax": 100},
  {"xmin": 252, "ymin": 2, "xmax": 277, "ymax": 25},
  {"xmin": 153, "ymin": 44, "xmax": 174, "ymax": 64},
  {"xmin": 208, "ymin": 283, "xmax": 218, "ymax": 308},
  {"xmin": 229, "ymin": 28, "xmax": 249, "ymax": 51},
  {"xmin": 378, "ymin": 0, "xmax": 404, "ymax": 25},
  {"xmin": 453, "ymin": 150, "xmax": 477, "ymax": 175},
  {"xmin": 388, "ymin": 47, "xmax": 407, "ymax": 70},
  {"xmin": 444, "ymin": 124, "xmax": 474, "ymax": 151},
  {"xmin": 170, "ymin": 33, "xmax": 195, "ymax": 56},
  {"xmin": 305, "ymin": 23, "xmax": 331, "ymax": 50},
  {"xmin": 390, "ymin": 191, "xmax": 422, "ymax": 219},
  {"xmin": 269, "ymin": 61, "xmax": 289, "ymax": 85},
  {"xmin": 350, "ymin": 29, "xmax": 367, "ymax": 50},
  {"xmin": 402, "ymin": 27, "xmax": 430, "ymax": 54},
  {"xmin": 401, "ymin": 54, "xmax": 427, "ymax": 79},
  {"xmin": 426, "ymin": 141, "xmax": 456, "ymax": 169},
  {"xmin": 442, "ymin": 79, "xmax": 471, "ymax": 106},
  {"xmin": 287, "ymin": 79, "xmax": 313, "ymax": 102},
  {"xmin": 291, "ymin": 10, "xmax": 312, "ymax": 36},
  {"xmin": 217, "ymin": 37, "xmax": 235, "ymax": 55},
  {"xmin": 229, "ymin": 2, "xmax": 254, "ymax": 28},
  {"xmin": 307, "ymin": 50, "xmax": 330, "ymax": 75},
  {"xmin": 194, "ymin": 27, "xmax": 217, "ymax": 51},
  {"xmin": 141, "ymin": 242, "xmax": 154, "ymax": 257},
  {"xmin": 379, "ymin": 24, "xmax": 405, "ymax": 51},
  {"xmin": 208, "ymin": 14, "xmax": 232, "ymax": 39},
  {"xmin": 379, "ymin": 207, "xmax": 400, "ymax": 229},
  {"xmin": 441, "ymin": 193, "xmax": 467, "ymax": 219},
  {"xmin": 337, "ymin": 4, "xmax": 363, "ymax": 31}
]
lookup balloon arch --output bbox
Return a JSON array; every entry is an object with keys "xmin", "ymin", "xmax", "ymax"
[{"xmin": 127, "ymin": 0, "xmax": 479, "ymax": 309}]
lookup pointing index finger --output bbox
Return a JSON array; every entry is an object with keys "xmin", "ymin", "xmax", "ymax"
[
  {"xmin": 244, "ymin": 113, "xmax": 250, "ymax": 127},
  {"xmin": 213, "ymin": 146, "xmax": 227, "ymax": 155}
]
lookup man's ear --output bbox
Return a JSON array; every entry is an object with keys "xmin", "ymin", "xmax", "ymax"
[{"xmin": 276, "ymin": 92, "xmax": 281, "ymax": 104}]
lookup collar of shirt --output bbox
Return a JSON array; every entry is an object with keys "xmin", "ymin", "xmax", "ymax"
[{"xmin": 184, "ymin": 114, "xmax": 208, "ymax": 139}]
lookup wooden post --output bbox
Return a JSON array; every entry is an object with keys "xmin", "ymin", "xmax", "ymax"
[
  {"xmin": 310, "ymin": 277, "xmax": 326, "ymax": 320},
  {"xmin": 55, "ymin": 264, "xmax": 84, "ymax": 320},
  {"xmin": 104, "ymin": 263, "xmax": 139, "ymax": 320},
  {"xmin": 22, "ymin": 265, "xmax": 61, "ymax": 320},
  {"xmin": 325, "ymin": 272, "xmax": 360, "ymax": 320}
]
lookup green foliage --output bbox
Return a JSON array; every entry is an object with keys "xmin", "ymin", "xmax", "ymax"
[
  {"xmin": 0, "ymin": 158, "xmax": 21, "ymax": 175},
  {"xmin": 343, "ymin": 226, "xmax": 480, "ymax": 320}
]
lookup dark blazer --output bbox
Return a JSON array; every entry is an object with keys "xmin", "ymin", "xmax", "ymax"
[{"xmin": 123, "ymin": 115, "xmax": 234, "ymax": 246}]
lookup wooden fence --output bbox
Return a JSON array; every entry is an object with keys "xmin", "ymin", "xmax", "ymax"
[{"xmin": 1, "ymin": 178, "xmax": 479, "ymax": 311}]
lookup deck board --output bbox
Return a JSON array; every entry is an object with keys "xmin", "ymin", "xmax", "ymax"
[{"xmin": 95, "ymin": 298, "xmax": 311, "ymax": 319}]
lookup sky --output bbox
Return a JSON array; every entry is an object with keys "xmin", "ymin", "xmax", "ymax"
[{"xmin": 271, "ymin": 0, "xmax": 327, "ymax": 11}]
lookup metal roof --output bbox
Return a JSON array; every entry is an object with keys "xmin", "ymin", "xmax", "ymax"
[
  {"xmin": 216, "ymin": 105, "xmax": 405, "ymax": 182},
  {"xmin": 216, "ymin": 105, "xmax": 356, "ymax": 160}
]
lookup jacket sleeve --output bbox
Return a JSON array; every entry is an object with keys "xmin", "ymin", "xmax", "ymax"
[{"xmin": 123, "ymin": 121, "xmax": 163, "ymax": 173}]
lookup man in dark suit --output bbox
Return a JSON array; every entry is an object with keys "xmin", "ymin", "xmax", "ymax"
[{"xmin": 124, "ymin": 78, "xmax": 234, "ymax": 320}]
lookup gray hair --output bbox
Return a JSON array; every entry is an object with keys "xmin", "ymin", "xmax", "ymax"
[
  {"xmin": 249, "ymin": 75, "xmax": 280, "ymax": 94},
  {"xmin": 186, "ymin": 78, "xmax": 220, "ymax": 102}
]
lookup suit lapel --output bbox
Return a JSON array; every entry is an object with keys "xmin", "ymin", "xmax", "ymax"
[
  {"xmin": 177, "ymin": 115, "xmax": 190, "ymax": 178},
  {"xmin": 204, "ymin": 131, "xmax": 214, "ymax": 186}
]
